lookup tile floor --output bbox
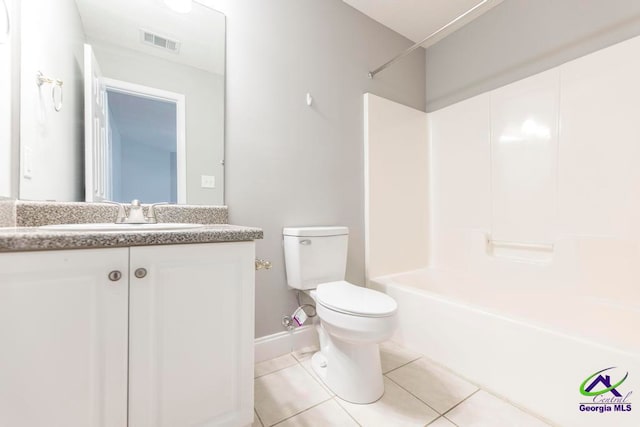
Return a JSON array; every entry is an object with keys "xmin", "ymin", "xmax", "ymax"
[{"xmin": 253, "ymin": 341, "xmax": 551, "ymax": 427}]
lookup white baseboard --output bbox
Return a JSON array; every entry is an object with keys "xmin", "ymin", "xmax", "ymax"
[{"xmin": 254, "ymin": 325, "xmax": 319, "ymax": 363}]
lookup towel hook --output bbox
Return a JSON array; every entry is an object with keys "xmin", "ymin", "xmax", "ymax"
[
  {"xmin": 36, "ymin": 71, "xmax": 64, "ymax": 112},
  {"xmin": 52, "ymin": 83, "xmax": 63, "ymax": 112}
]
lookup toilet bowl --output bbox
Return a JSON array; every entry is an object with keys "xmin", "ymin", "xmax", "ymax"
[
  {"xmin": 283, "ymin": 227, "xmax": 398, "ymax": 404},
  {"xmin": 311, "ymin": 281, "xmax": 397, "ymax": 403}
]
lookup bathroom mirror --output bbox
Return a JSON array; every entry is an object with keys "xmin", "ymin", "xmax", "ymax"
[{"xmin": 18, "ymin": 0, "xmax": 225, "ymax": 205}]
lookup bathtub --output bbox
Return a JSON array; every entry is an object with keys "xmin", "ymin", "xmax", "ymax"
[{"xmin": 370, "ymin": 268, "xmax": 640, "ymax": 427}]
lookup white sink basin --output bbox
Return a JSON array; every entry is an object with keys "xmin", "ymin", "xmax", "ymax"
[{"xmin": 39, "ymin": 223, "xmax": 207, "ymax": 232}]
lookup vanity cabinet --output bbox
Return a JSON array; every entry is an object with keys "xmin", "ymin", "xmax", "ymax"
[
  {"xmin": 0, "ymin": 242, "xmax": 255, "ymax": 427},
  {"xmin": 0, "ymin": 248, "xmax": 130, "ymax": 427},
  {"xmin": 128, "ymin": 243, "xmax": 254, "ymax": 427}
]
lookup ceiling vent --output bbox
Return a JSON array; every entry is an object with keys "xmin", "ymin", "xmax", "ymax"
[{"xmin": 140, "ymin": 29, "xmax": 180, "ymax": 53}]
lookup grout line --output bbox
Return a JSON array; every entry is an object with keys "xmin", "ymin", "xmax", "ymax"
[
  {"xmin": 269, "ymin": 396, "xmax": 333, "ymax": 426},
  {"xmin": 382, "ymin": 354, "xmax": 422, "ymax": 375},
  {"xmin": 258, "ymin": 345, "xmax": 551, "ymax": 426},
  {"xmin": 254, "ymin": 409, "xmax": 265, "ymax": 427},
  {"xmin": 290, "ymin": 347, "xmax": 320, "ymax": 363},
  {"xmin": 403, "ymin": 352, "xmax": 548, "ymax": 422},
  {"xmin": 332, "ymin": 397, "xmax": 363, "ymax": 426},
  {"xmin": 296, "ymin": 356, "xmax": 335, "ymax": 396},
  {"xmin": 443, "ymin": 414, "xmax": 460, "ymax": 427},
  {"xmin": 471, "ymin": 388, "xmax": 556, "ymax": 426},
  {"xmin": 425, "ymin": 415, "xmax": 457, "ymax": 427},
  {"xmin": 257, "ymin": 353, "xmax": 337, "ymax": 426},
  {"xmin": 424, "ymin": 416, "xmax": 439, "ymax": 426},
  {"xmin": 254, "ymin": 357, "xmax": 299, "ymax": 379},
  {"xmin": 384, "ymin": 374, "xmax": 441, "ymax": 415},
  {"xmin": 442, "ymin": 389, "xmax": 480, "ymax": 417},
  {"xmin": 409, "ymin": 353, "xmax": 480, "ymax": 388}
]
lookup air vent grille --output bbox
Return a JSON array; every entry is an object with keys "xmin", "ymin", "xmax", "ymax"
[{"xmin": 140, "ymin": 30, "xmax": 180, "ymax": 53}]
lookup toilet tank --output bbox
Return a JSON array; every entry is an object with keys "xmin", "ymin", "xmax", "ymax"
[{"xmin": 283, "ymin": 226, "xmax": 349, "ymax": 290}]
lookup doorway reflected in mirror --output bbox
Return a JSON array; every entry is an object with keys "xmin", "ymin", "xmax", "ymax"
[{"xmin": 107, "ymin": 88, "xmax": 182, "ymax": 204}]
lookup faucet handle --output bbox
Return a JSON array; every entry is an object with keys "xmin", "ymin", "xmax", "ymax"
[
  {"xmin": 146, "ymin": 202, "xmax": 169, "ymax": 224},
  {"xmin": 100, "ymin": 200, "xmax": 127, "ymax": 223}
]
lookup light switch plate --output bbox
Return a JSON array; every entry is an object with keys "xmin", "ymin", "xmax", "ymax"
[{"xmin": 201, "ymin": 175, "xmax": 215, "ymax": 188}]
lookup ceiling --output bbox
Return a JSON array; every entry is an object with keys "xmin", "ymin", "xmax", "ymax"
[
  {"xmin": 342, "ymin": 0, "xmax": 503, "ymax": 47},
  {"xmin": 75, "ymin": 0, "xmax": 225, "ymax": 75}
]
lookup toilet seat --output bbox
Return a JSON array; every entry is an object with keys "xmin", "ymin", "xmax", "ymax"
[{"xmin": 315, "ymin": 281, "xmax": 397, "ymax": 318}]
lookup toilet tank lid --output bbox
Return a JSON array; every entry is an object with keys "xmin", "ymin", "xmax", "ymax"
[{"xmin": 283, "ymin": 226, "xmax": 349, "ymax": 237}]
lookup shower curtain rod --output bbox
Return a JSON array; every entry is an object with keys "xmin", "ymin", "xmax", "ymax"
[{"xmin": 368, "ymin": 0, "xmax": 488, "ymax": 79}]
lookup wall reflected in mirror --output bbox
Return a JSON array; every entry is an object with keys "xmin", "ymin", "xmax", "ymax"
[{"xmin": 19, "ymin": 0, "xmax": 225, "ymax": 205}]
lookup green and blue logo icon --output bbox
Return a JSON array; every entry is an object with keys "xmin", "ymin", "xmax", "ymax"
[{"xmin": 579, "ymin": 367, "xmax": 632, "ymax": 414}]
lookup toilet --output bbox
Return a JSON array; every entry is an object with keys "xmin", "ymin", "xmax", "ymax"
[{"xmin": 283, "ymin": 226, "xmax": 397, "ymax": 404}]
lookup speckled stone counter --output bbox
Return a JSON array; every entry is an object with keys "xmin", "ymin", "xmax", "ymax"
[
  {"xmin": 0, "ymin": 200, "xmax": 262, "ymax": 252},
  {"xmin": 0, "ymin": 224, "xmax": 263, "ymax": 252},
  {"xmin": 0, "ymin": 198, "xmax": 14, "ymax": 227},
  {"xmin": 15, "ymin": 200, "xmax": 228, "ymax": 227}
]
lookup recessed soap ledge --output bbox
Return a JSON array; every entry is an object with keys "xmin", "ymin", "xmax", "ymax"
[{"xmin": 0, "ymin": 200, "xmax": 263, "ymax": 252}]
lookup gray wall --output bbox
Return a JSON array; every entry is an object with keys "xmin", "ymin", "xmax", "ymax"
[
  {"xmin": 19, "ymin": 0, "xmax": 85, "ymax": 201},
  {"xmin": 208, "ymin": 0, "xmax": 426, "ymax": 338},
  {"xmin": 425, "ymin": 0, "xmax": 640, "ymax": 112}
]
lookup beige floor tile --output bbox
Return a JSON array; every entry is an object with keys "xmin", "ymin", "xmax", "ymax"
[
  {"xmin": 386, "ymin": 358, "xmax": 478, "ymax": 414},
  {"xmin": 254, "ymin": 364, "xmax": 331, "ymax": 426},
  {"xmin": 428, "ymin": 416, "xmax": 457, "ymax": 426},
  {"xmin": 445, "ymin": 390, "xmax": 550, "ymax": 427},
  {"xmin": 291, "ymin": 345, "xmax": 319, "ymax": 362},
  {"xmin": 380, "ymin": 341, "xmax": 421, "ymax": 373},
  {"xmin": 253, "ymin": 410, "xmax": 264, "ymax": 427},
  {"xmin": 255, "ymin": 354, "xmax": 299, "ymax": 378},
  {"xmin": 336, "ymin": 377, "xmax": 439, "ymax": 427},
  {"xmin": 299, "ymin": 356, "xmax": 335, "ymax": 396},
  {"xmin": 274, "ymin": 399, "xmax": 358, "ymax": 427}
]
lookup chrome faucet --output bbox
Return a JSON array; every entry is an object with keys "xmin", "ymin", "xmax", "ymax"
[
  {"xmin": 103, "ymin": 200, "xmax": 167, "ymax": 224},
  {"xmin": 124, "ymin": 199, "xmax": 147, "ymax": 223}
]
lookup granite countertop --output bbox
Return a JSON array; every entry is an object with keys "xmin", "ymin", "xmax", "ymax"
[
  {"xmin": 0, "ymin": 200, "xmax": 263, "ymax": 252},
  {"xmin": 0, "ymin": 224, "xmax": 263, "ymax": 252}
]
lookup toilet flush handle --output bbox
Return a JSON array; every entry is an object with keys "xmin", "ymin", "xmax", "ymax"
[{"xmin": 299, "ymin": 239, "xmax": 312, "ymax": 245}]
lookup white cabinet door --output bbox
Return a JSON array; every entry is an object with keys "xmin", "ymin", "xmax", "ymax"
[
  {"xmin": 129, "ymin": 242, "xmax": 255, "ymax": 427},
  {"xmin": 0, "ymin": 248, "xmax": 129, "ymax": 427}
]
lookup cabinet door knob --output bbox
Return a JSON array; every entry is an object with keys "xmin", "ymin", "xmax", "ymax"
[
  {"xmin": 134, "ymin": 268, "xmax": 148, "ymax": 279},
  {"xmin": 108, "ymin": 270, "xmax": 122, "ymax": 282}
]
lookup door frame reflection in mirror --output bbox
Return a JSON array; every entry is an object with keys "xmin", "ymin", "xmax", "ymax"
[{"xmin": 92, "ymin": 78, "xmax": 186, "ymax": 204}]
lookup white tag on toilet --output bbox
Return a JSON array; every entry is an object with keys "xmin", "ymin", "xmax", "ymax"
[{"xmin": 293, "ymin": 308, "xmax": 308, "ymax": 326}]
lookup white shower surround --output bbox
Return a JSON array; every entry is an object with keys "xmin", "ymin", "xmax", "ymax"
[{"xmin": 365, "ymin": 33, "xmax": 640, "ymax": 427}]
